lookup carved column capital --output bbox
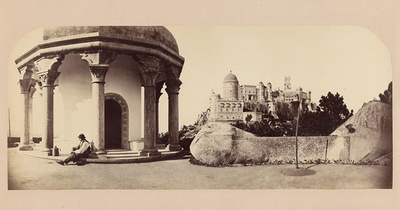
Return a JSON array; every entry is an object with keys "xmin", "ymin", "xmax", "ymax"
[
  {"xmin": 165, "ymin": 65, "xmax": 181, "ymax": 80},
  {"xmin": 81, "ymin": 51, "xmax": 117, "ymax": 84},
  {"xmin": 165, "ymin": 65, "xmax": 182, "ymax": 95},
  {"xmin": 133, "ymin": 54, "xmax": 164, "ymax": 86},
  {"xmin": 37, "ymin": 70, "xmax": 61, "ymax": 87},
  {"xmin": 19, "ymin": 64, "xmax": 37, "ymax": 94},
  {"xmin": 88, "ymin": 64, "xmax": 109, "ymax": 83},
  {"xmin": 35, "ymin": 54, "xmax": 64, "ymax": 86},
  {"xmin": 166, "ymin": 79, "xmax": 182, "ymax": 95}
]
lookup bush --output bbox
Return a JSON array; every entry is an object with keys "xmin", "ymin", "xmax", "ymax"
[
  {"xmin": 179, "ymin": 125, "xmax": 201, "ymax": 151},
  {"xmin": 158, "ymin": 132, "xmax": 169, "ymax": 144},
  {"xmin": 158, "ymin": 125, "xmax": 202, "ymax": 151}
]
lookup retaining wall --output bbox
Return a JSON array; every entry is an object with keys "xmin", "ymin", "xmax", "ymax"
[{"xmin": 252, "ymin": 136, "xmax": 350, "ymax": 162}]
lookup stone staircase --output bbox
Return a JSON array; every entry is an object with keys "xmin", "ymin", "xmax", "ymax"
[
  {"xmin": 17, "ymin": 143, "xmax": 191, "ymax": 164},
  {"xmin": 105, "ymin": 149, "xmax": 141, "ymax": 159},
  {"xmin": 105, "ymin": 144, "xmax": 168, "ymax": 160}
]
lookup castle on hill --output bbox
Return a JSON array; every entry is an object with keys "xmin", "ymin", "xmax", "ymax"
[{"xmin": 209, "ymin": 71, "xmax": 312, "ymax": 122}]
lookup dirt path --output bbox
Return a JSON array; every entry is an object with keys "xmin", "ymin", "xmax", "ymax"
[{"xmin": 7, "ymin": 148, "xmax": 391, "ymax": 190}]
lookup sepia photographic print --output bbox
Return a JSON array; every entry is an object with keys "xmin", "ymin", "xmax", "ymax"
[{"xmin": 1, "ymin": 1, "xmax": 399, "ymax": 210}]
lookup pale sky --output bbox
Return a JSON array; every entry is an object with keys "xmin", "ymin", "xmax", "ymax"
[
  {"xmin": 7, "ymin": 26, "xmax": 392, "ymax": 133},
  {"xmin": 159, "ymin": 26, "xmax": 392, "ymax": 131}
]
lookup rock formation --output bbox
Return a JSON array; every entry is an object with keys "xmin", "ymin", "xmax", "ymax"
[
  {"xmin": 190, "ymin": 122, "xmax": 269, "ymax": 166},
  {"xmin": 331, "ymin": 100, "xmax": 392, "ymax": 162}
]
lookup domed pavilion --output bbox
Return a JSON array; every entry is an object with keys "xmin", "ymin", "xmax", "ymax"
[{"xmin": 15, "ymin": 26, "xmax": 185, "ymax": 156}]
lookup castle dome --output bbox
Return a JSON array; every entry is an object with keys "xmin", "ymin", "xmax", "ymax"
[{"xmin": 223, "ymin": 71, "xmax": 238, "ymax": 83}]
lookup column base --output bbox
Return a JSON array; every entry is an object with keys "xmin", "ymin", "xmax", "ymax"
[
  {"xmin": 140, "ymin": 149, "xmax": 161, "ymax": 157},
  {"xmin": 168, "ymin": 144, "xmax": 182, "ymax": 151},
  {"xmin": 19, "ymin": 145, "xmax": 34, "ymax": 151}
]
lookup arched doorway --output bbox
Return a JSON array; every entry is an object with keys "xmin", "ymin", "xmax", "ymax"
[
  {"xmin": 104, "ymin": 93, "xmax": 129, "ymax": 150},
  {"xmin": 105, "ymin": 99, "xmax": 122, "ymax": 149}
]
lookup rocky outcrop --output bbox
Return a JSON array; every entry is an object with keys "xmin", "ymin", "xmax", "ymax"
[
  {"xmin": 331, "ymin": 101, "xmax": 392, "ymax": 162},
  {"xmin": 190, "ymin": 122, "xmax": 269, "ymax": 166}
]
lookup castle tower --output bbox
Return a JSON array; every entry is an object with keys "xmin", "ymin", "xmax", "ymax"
[
  {"xmin": 266, "ymin": 82, "xmax": 272, "ymax": 101},
  {"xmin": 266, "ymin": 82, "xmax": 276, "ymax": 116},
  {"xmin": 209, "ymin": 90, "xmax": 221, "ymax": 121},
  {"xmin": 223, "ymin": 71, "xmax": 239, "ymax": 100},
  {"xmin": 257, "ymin": 82, "xmax": 266, "ymax": 102},
  {"xmin": 284, "ymin": 76, "xmax": 291, "ymax": 92}
]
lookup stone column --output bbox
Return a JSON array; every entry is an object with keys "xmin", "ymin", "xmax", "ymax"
[
  {"xmin": 166, "ymin": 65, "xmax": 182, "ymax": 151},
  {"xmin": 81, "ymin": 52, "xmax": 116, "ymax": 154},
  {"xmin": 36, "ymin": 55, "xmax": 63, "ymax": 151},
  {"xmin": 18, "ymin": 64, "xmax": 36, "ymax": 151},
  {"xmin": 28, "ymin": 84, "xmax": 36, "ymax": 143},
  {"xmin": 155, "ymin": 82, "xmax": 164, "ymax": 144},
  {"xmin": 133, "ymin": 54, "xmax": 163, "ymax": 156}
]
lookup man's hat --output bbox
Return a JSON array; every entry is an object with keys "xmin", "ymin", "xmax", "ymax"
[{"xmin": 78, "ymin": 134, "xmax": 86, "ymax": 139}]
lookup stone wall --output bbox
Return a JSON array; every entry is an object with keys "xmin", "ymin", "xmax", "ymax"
[
  {"xmin": 254, "ymin": 136, "xmax": 343, "ymax": 162},
  {"xmin": 190, "ymin": 122, "xmax": 389, "ymax": 166}
]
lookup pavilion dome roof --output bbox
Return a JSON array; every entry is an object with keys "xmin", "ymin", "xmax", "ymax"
[{"xmin": 43, "ymin": 26, "xmax": 179, "ymax": 53}]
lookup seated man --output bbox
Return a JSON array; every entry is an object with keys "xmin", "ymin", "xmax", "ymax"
[{"xmin": 56, "ymin": 134, "xmax": 91, "ymax": 165}]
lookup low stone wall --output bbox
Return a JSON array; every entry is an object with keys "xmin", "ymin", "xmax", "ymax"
[
  {"xmin": 253, "ymin": 136, "xmax": 346, "ymax": 162},
  {"xmin": 190, "ymin": 122, "xmax": 354, "ymax": 166},
  {"xmin": 255, "ymin": 135, "xmax": 391, "ymax": 163},
  {"xmin": 191, "ymin": 122, "xmax": 390, "ymax": 166}
]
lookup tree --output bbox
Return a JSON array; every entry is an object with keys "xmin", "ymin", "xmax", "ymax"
[
  {"xmin": 379, "ymin": 81, "xmax": 392, "ymax": 105},
  {"xmin": 299, "ymin": 92, "xmax": 352, "ymax": 135},
  {"xmin": 245, "ymin": 114, "xmax": 253, "ymax": 124},
  {"xmin": 319, "ymin": 92, "xmax": 351, "ymax": 123},
  {"xmin": 276, "ymin": 101, "xmax": 294, "ymax": 121},
  {"xmin": 233, "ymin": 92, "xmax": 352, "ymax": 137}
]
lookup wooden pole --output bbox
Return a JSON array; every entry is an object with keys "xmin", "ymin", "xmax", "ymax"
[
  {"xmin": 8, "ymin": 108, "xmax": 11, "ymax": 138},
  {"xmin": 295, "ymin": 97, "xmax": 301, "ymax": 169}
]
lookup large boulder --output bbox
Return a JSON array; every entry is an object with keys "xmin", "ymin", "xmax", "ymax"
[
  {"xmin": 190, "ymin": 122, "xmax": 269, "ymax": 166},
  {"xmin": 331, "ymin": 101, "xmax": 392, "ymax": 162}
]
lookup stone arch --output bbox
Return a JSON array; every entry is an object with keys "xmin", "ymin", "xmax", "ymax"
[{"xmin": 104, "ymin": 92, "xmax": 129, "ymax": 149}]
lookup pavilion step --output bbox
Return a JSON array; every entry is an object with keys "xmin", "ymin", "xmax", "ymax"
[{"xmin": 106, "ymin": 149, "xmax": 140, "ymax": 159}]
